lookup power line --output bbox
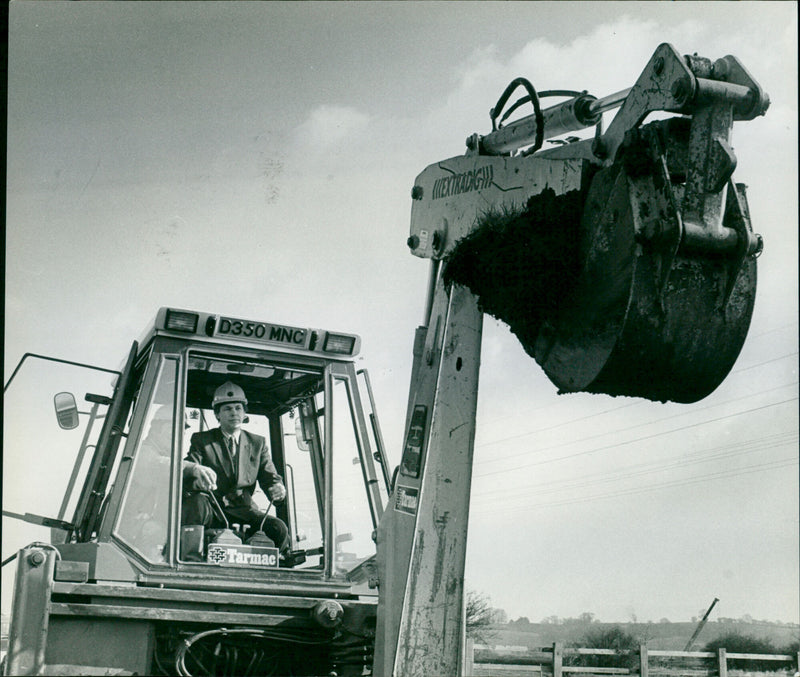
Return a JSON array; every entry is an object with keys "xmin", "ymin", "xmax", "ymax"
[
  {"xmin": 478, "ymin": 430, "xmax": 795, "ymax": 490},
  {"xmin": 478, "ymin": 349, "xmax": 797, "ymax": 430},
  {"xmin": 475, "ymin": 456, "xmax": 798, "ymax": 515},
  {"xmin": 474, "ymin": 378, "xmax": 797, "ymax": 466},
  {"xmin": 746, "ymin": 321, "xmax": 799, "ymax": 338},
  {"xmin": 477, "ymin": 399, "xmax": 640, "ymax": 449},
  {"xmin": 479, "ymin": 384, "xmax": 640, "ymax": 429},
  {"xmin": 731, "ymin": 351, "xmax": 799, "ymax": 374},
  {"xmin": 472, "ymin": 431, "xmax": 797, "ymax": 501},
  {"xmin": 476, "ymin": 377, "xmax": 797, "ymax": 460},
  {"xmin": 474, "ymin": 396, "xmax": 798, "ymax": 479}
]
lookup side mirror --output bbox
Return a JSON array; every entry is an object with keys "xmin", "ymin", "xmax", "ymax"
[
  {"xmin": 54, "ymin": 392, "xmax": 79, "ymax": 430},
  {"xmin": 294, "ymin": 415, "xmax": 309, "ymax": 452}
]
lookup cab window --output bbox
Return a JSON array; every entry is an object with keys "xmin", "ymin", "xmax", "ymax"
[
  {"xmin": 178, "ymin": 353, "xmax": 326, "ymax": 565},
  {"xmin": 175, "ymin": 351, "xmax": 378, "ymax": 575},
  {"xmin": 114, "ymin": 356, "xmax": 178, "ymax": 563},
  {"xmin": 329, "ymin": 376, "xmax": 378, "ymax": 572}
]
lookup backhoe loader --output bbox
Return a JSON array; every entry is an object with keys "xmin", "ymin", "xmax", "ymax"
[{"xmin": 3, "ymin": 43, "xmax": 767, "ymax": 676}]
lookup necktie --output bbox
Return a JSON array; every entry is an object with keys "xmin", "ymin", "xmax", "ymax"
[{"xmin": 226, "ymin": 436, "xmax": 236, "ymax": 462}]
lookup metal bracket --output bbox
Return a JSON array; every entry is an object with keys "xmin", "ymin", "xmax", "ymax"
[
  {"xmin": 600, "ymin": 43, "xmax": 696, "ymax": 164},
  {"xmin": 601, "ymin": 45, "xmax": 768, "ymax": 262},
  {"xmin": 720, "ymin": 180, "xmax": 763, "ymax": 310},
  {"xmin": 625, "ymin": 124, "xmax": 683, "ymax": 301},
  {"xmin": 624, "ymin": 123, "xmax": 763, "ymax": 312}
]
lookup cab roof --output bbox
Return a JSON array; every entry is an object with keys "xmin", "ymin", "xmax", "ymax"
[{"xmin": 137, "ymin": 307, "xmax": 361, "ymax": 361}]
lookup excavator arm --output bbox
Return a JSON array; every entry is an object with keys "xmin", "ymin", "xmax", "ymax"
[{"xmin": 373, "ymin": 44, "xmax": 768, "ymax": 676}]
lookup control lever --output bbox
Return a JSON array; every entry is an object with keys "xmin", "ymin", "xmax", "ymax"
[
  {"xmin": 204, "ymin": 491, "xmax": 242, "ymax": 546},
  {"xmin": 245, "ymin": 499, "xmax": 275, "ymax": 547}
]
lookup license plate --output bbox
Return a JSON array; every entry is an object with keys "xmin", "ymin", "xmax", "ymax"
[{"xmin": 215, "ymin": 316, "xmax": 308, "ymax": 348}]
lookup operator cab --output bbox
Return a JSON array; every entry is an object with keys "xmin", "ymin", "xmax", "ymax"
[{"xmin": 51, "ymin": 308, "xmax": 390, "ymax": 587}]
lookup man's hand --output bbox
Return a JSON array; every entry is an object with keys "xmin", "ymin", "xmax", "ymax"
[
  {"xmin": 267, "ymin": 482, "xmax": 287, "ymax": 502},
  {"xmin": 190, "ymin": 463, "xmax": 217, "ymax": 491}
]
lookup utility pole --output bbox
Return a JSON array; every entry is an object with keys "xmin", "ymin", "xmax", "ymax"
[{"xmin": 685, "ymin": 598, "xmax": 720, "ymax": 651}]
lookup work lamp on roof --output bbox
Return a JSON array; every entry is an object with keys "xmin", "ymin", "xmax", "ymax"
[
  {"xmin": 165, "ymin": 310, "xmax": 199, "ymax": 333},
  {"xmin": 323, "ymin": 334, "xmax": 356, "ymax": 355}
]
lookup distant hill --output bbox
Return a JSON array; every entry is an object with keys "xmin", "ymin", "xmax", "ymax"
[{"xmin": 485, "ymin": 620, "xmax": 799, "ymax": 652}]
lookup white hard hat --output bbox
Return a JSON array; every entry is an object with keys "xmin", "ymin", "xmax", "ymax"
[{"xmin": 212, "ymin": 382, "xmax": 248, "ymax": 409}]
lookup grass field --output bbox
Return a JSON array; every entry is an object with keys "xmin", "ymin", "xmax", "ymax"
[{"xmin": 478, "ymin": 621, "xmax": 799, "ymax": 653}]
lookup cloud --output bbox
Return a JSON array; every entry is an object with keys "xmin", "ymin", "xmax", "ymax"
[
  {"xmin": 290, "ymin": 14, "xmax": 778, "ymax": 186},
  {"xmin": 318, "ymin": 19, "xmax": 671, "ymax": 174},
  {"xmin": 440, "ymin": 17, "xmax": 670, "ymax": 120},
  {"xmin": 427, "ymin": 13, "xmax": 790, "ymax": 154},
  {"xmin": 292, "ymin": 104, "xmax": 371, "ymax": 152}
]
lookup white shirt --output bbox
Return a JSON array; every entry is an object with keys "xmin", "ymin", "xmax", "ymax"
[
  {"xmin": 223, "ymin": 431, "xmax": 241, "ymax": 455},
  {"xmin": 223, "ymin": 431, "xmax": 241, "ymax": 444}
]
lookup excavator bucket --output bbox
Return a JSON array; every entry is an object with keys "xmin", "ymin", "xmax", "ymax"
[
  {"xmin": 444, "ymin": 119, "xmax": 760, "ymax": 404},
  {"xmin": 430, "ymin": 45, "xmax": 769, "ymax": 404},
  {"xmin": 536, "ymin": 164, "xmax": 757, "ymax": 403}
]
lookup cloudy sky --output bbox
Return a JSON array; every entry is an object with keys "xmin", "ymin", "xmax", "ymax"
[{"xmin": 4, "ymin": 2, "xmax": 798, "ymax": 625}]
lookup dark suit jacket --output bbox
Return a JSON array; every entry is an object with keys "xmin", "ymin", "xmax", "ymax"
[{"xmin": 184, "ymin": 428, "xmax": 283, "ymax": 505}]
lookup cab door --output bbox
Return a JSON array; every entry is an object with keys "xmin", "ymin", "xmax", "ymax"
[
  {"xmin": 109, "ymin": 351, "xmax": 181, "ymax": 565},
  {"xmin": 322, "ymin": 361, "xmax": 385, "ymax": 577}
]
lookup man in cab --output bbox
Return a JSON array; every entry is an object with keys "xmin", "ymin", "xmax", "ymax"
[{"xmin": 182, "ymin": 381, "xmax": 289, "ymax": 552}]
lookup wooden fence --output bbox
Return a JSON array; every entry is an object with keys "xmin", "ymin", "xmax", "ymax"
[{"xmin": 465, "ymin": 640, "xmax": 800, "ymax": 677}]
